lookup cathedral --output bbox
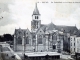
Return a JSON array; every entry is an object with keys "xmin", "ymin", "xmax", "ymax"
[{"xmin": 13, "ymin": 3, "xmax": 79, "ymax": 53}]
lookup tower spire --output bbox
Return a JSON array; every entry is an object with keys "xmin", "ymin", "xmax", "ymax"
[{"xmin": 33, "ymin": 2, "xmax": 40, "ymax": 15}]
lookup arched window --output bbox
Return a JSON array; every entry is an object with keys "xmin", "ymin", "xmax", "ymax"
[
  {"xmin": 35, "ymin": 16, "xmax": 36, "ymax": 19},
  {"xmin": 17, "ymin": 37, "xmax": 22, "ymax": 44},
  {"xmin": 38, "ymin": 35, "xmax": 42, "ymax": 44},
  {"xmin": 35, "ymin": 16, "xmax": 38, "ymax": 19},
  {"xmin": 37, "ymin": 16, "xmax": 38, "ymax": 19},
  {"xmin": 53, "ymin": 45, "xmax": 56, "ymax": 49},
  {"xmin": 26, "ymin": 37, "xmax": 29, "ymax": 44}
]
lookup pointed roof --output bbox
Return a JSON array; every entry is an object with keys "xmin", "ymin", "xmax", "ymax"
[
  {"xmin": 46, "ymin": 22, "xmax": 56, "ymax": 30},
  {"xmin": 56, "ymin": 25, "xmax": 79, "ymax": 35},
  {"xmin": 33, "ymin": 3, "xmax": 40, "ymax": 15}
]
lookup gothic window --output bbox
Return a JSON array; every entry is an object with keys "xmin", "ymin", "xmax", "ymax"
[
  {"xmin": 26, "ymin": 37, "xmax": 29, "ymax": 44},
  {"xmin": 38, "ymin": 35, "xmax": 42, "ymax": 44},
  {"xmin": 53, "ymin": 45, "xmax": 56, "ymax": 49},
  {"xmin": 17, "ymin": 37, "xmax": 22, "ymax": 44}
]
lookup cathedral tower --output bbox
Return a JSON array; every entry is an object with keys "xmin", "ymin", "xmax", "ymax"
[{"xmin": 31, "ymin": 3, "xmax": 41, "ymax": 32}]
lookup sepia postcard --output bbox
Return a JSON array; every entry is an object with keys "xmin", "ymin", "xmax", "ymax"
[{"xmin": 0, "ymin": 0, "xmax": 80, "ymax": 60}]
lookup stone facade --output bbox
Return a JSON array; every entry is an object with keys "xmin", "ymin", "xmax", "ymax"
[{"xmin": 14, "ymin": 3, "xmax": 79, "ymax": 53}]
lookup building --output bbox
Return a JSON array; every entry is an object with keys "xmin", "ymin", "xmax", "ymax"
[
  {"xmin": 70, "ymin": 36, "xmax": 80, "ymax": 54},
  {"xmin": 70, "ymin": 35, "xmax": 80, "ymax": 54},
  {"xmin": 75, "ymin": 37, "xmax": 80, "ymax": 53},
  {"xmin": 13, "ymin": 3, "xmax": 79, "ymax": 53},
  {"xmin": 70, "ymin": 35, "xmax": 76, "ymax": 54}
]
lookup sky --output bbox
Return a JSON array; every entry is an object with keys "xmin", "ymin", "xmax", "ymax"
[{"xmin": 0, "ymin": 0, "xmax": 80, "ymax": 35}]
